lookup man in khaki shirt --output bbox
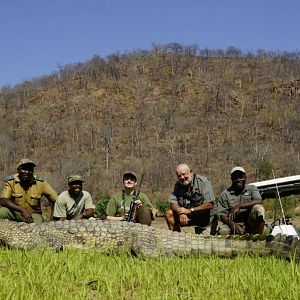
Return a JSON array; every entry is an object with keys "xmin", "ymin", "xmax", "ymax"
[
  {"xmin": 0, "ymin": 158, "xmax": 58, "ymax": 223},
  {"xmin": 53, "ymin": 175, "xmax": 95, "ymax": 220}
]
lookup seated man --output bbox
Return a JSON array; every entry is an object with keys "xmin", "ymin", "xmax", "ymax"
[
  {"xmin": 218, "ymin": 166, "xmax": 265, "ymax": 235},
  {"xmin": 53, "ymin": 175, "xmax": 95, "ymax": 220},
  {"xmin": 165, "ymin": 163, "xmax": 217, "ymax": 235},
  {"xmin": 0, "ymin": 159, "xmax": 58, "ymax": 223},
  {"xmin": 106, "ymin": 171, "xmax": 153, "ymax": 225}
]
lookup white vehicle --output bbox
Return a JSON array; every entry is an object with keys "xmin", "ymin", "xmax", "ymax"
[
  {"xmin": 251, "ymin": 175, "xmax": 300, "ymax": 199},
  {"xmin": 250, "ymin": 175, "xmax": 300, "ymax": 239}
]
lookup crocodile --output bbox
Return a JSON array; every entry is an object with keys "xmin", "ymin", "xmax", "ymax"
[{"xmin": 0, "ymin": 219, "xmax": 299, "ymax": 261}]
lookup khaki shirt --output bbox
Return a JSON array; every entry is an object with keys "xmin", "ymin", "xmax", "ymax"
[
  {"xmin": 53, "ymin": 190, "xmax": 95, "ymax": 219},
  {"xmin": 218, "ymin": 184, "xmax": 262, "ymax": 217},
  {"xmin": 1, "ymin": 174, "xmax": 58, "ymax": 214}
]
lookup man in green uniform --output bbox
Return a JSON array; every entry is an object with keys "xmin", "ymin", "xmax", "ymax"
[
  {"xmin": 165, "ymin": 163, "xmax": 217, "ymax": 235},
  {"xmin": 53, "ymin": 175, "xmax": 95, "ymax": 220},
  {"xmin": 0, "ymin": 158, "xmax": 58, "ymax": 223},
  {"xmin": 106, "ymin": 171, "xmax": 153, "ymax": 225},
  {"xmin": 218, "ymin": 166, "xmax": 265, "ymax": 235}
]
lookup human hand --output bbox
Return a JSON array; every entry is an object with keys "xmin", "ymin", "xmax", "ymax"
[
  {"xmin": 177, "ymin": 207, "xmax": 190, "ymax": 215},
  {"xmin": 179, "ymin": 214, "xmax": 189, "ymax": 225},
  {"xmin": 134, "ymin": 200, "xmax": 143, "ymax": 208},
  {"xmin": 21, "ymin": 209, "xmax": 33, "ymax": 223},
  {"xmin": 122, "ymin": 213, "xmax": 129, "ymax": 221},
  {"xmin": 230, "ymin": 205, "xmax": 240, "ymax": 221},
  {"xmin": 151, "ymin": 208, "xmax": 158, "ymax": 220},
  {"xmin": 230, "ymin": 222, "xmax": 244, "ymax": 235}
]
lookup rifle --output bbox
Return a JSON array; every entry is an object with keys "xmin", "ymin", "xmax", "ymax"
[{"xmin": 126, "ymin": 174, "xmax": 144, "ymax": 222}]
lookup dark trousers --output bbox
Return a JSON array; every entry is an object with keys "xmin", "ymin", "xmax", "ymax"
[{"xmin": 134, "ymin": 205, "xmax": 152, "ymax": 226}]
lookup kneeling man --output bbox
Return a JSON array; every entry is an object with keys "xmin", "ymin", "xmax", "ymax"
[
  {"xmin": 165, "ymin": 163, "xmax": 217, "ymax": 235},
  {"xmin": 106, "ymin": 171, "xmax": 154, "ymax": 225},
  {"xmin": 53, "ymin": 175, "xmax": 95, "ymax": 220},
  {"xmin": 218, "ymin": 167, "xmax": 265, "ymax": 235}
]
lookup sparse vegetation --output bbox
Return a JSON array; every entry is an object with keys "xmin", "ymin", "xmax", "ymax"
[
  {"xmin": 263, "ymin": 195, "xmax": 300, "ymax": 218},
  {"xmin": 94, "ymin": 195, "xmax": 110, "ymax": 219},
  {"xmin": 0, "ymin": 44, "xmax": 299, "ymax": 206}
]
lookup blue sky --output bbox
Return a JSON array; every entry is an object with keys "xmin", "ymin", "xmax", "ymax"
[{"xmin": 1, "ymin": 0, "xmax": 299, "ymax": 88}]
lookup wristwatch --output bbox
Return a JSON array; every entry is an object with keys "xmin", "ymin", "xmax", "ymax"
[{"xmin": 191, "ymin": 208, "xmax": 195, "ymax": 213}]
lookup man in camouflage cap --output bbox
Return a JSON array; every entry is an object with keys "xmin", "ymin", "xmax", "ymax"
[
  {"xmin": 218, "ymin": 166, "xmax": 265, "ymax": 235},
  {"xmin": 0, "ymin": 159, "xmax": 58, "ymax": 223},
  {"xmin": 53, "ymin": 175, "xmax": 95, "ymax": 220}
]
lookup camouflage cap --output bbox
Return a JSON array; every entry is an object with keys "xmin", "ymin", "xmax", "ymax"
[
  {"xmin": 231, "ymin": 166, "xmax": 246, "ymax": 175},
  {"xmin": 123, "ymin": 171, "xmax": 137, "ymax": 181},
  {"xmin": 17, "ymin": 158, "xmax": 36, "ymax": 168},
  {"xmin": 68, "ymin": 175, "xmax": 84, "ymax": 184}
]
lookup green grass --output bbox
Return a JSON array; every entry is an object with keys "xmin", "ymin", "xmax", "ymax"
[{"xmin": 0, "ymin": 249, "xmax": 299, "ymax": 299}]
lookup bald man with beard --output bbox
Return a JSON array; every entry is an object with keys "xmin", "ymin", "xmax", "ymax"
[{"xmin": 165, "ymin": 164, "xmax": 217, "ymax": 235}]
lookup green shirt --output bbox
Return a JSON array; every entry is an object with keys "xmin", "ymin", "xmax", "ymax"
[{"xmin": 106, "ymin": 191, "xmax": 152, "ymax": 217}]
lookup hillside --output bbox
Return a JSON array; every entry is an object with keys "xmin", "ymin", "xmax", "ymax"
[{"xmin": 1, "ymin": 44, "xmax": 300, "ymax": 204}]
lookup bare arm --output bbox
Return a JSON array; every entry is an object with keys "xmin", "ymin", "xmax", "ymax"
[
  {"xmin": 74, "ymin": 208, "xmax": 95, "ymax": 220},
  {"xmin": 106, "ymin": 215, "xmax": 124, "ymax": 221},
  {"xmin": 220, "ymin": 215, "xmax": 245, "ymax": 235},
  {"xmin": 231, "ymin": 199, "xmax": 262, "ymax": 220},
  {"xmin": 53, "ymin": 208, "xmax": 95, "ymax": 221},
  {"xmin": 170, "ymin": 202, "xmax": 183, "ymax": 215},
  {"xmin": 171, "ymin": 202, "xmax": 213, "ymax": 215},
  {"xmin": 171, "ymin": 202, "xmax": 214, "ymax": 226},
  {"xmin": 238, "ymin": 199, "xmax": 262, "ymax": 209},
  {"xmin": 49, "ymin": 201, "xmax": 55, "ymax": 221}
]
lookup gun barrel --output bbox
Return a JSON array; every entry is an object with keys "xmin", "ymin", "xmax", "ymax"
[{"xmin": 250, "ymin": 175, "xmax": 300, "ymax": 199}]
